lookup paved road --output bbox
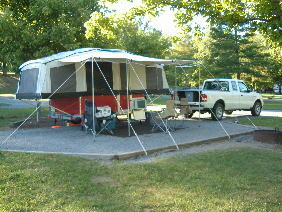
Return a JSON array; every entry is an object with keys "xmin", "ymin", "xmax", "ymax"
[{"xmin": 0, "ymin": 94, "xmax": 49, "ymax": 108}]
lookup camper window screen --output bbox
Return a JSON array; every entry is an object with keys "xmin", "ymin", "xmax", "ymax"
[
  {"xmin": 120, "ymin": 63, "xmax": 126, "ymax": 90},
  {"xmin": 50, "ymin": 64, "xmax": 76, "ymax": 93},
  {"xmin": 18, "ymin": 68, "xmax": 39, "ymax": 95},
  {"xmin": 146, "ymin": 67, "xmax": 163, "ymax": 89},
  {"xmin": 85, "ymin": 62, "xmax": 113, "ymax": 94}
]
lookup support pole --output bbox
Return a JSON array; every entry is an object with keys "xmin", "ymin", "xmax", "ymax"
[
  {"xmin": 91, "ymin": 57, "xmax": 96, "ymax": 141},
  {"xmin": 198, "ymin": 66, "xmax": 201, "ymax": 124},
  {"xmin": 126, "ymin": 59, "xmax": 130, "ymax": 136},
  {"xmin": 36, "ymin": 102, "xmax": 41, "ymax": 122}
]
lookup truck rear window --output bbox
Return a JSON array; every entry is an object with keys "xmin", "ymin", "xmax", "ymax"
[{"xmin": 203, "ymin": 81, "xmax": 229, "ymax": 91}]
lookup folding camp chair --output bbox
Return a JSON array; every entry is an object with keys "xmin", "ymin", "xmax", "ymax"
[
  {"xmin": 151, "ymin": 112, "xmax": 167, "ymax": 133},
  {"xmin": 96, "ymin": 117, "xmax": 114, "ymax": 135},
  {"xmin": 151, "ymin": 100, "xmax": 178, "ymax": 133},
  {"xmin": 175, "ymin": 98, "xmax": 191, "ymax": 128},
  {"xmin": 84, "ymin": 100, "xmax": 115, "ymax": 135},
  {"xmin": 84, "ymin": 101, "xmax": 100, "ymax": 134}
]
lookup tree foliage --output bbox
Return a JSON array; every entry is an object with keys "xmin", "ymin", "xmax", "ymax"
[
  {"xmin": 168, "ymin": 24, "xmax": 275, "ymax": 89},
  {"xmin": 0, "ymin": 0, "xmax": 100, "ymax": 72},
  {"xmin": 133, "ymin": 0, "xmax": 282, "ymax": 46},
  {"xmin": 266, "ymin": 45, "xmax": 282, "ymax": 86},
  {"xmin": 84, "ymin": 11, "xmax": 172, "ymax": 58},
  {"xmin": 165, "ymin": 36, "xmax": 198, "ymax": 87},
  {"xmin": 198, "ymin": 26, "xmax": 272, "ymax": 88}
]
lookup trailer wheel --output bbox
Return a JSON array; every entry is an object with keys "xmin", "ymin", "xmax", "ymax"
[
  {"xmin": 251, "ymin": 101, "xmax": 262, "ymax": 116},
  {"xmin": 225, "ymin": 110, "xmax": 233, "ymax": 115},
  {"xmin": 70, "ymin": 117, "xmax": 81, "ymax": 124},
  {"xmin": 211, "ymin": 103, "xmax": 224, "ymax": 120},
  {"xmin": 186, "ymin": 112, "xmax": 194, "ymax": 118}
]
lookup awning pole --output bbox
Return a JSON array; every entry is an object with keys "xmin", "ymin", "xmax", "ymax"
[
  {"xmin": 198, "ymin": 66, "xmax": 201, "ymax": 123},
  {"xmin": 91, "ymin": 57, "xmax": 96, "ymax": 141},
  {"xmin": 126, "ymin": 59, "xmax": 130, "ymax": 136},
  {"xmin": 175, "ymin": 66, "xmax": 177, "ymax": 100}
]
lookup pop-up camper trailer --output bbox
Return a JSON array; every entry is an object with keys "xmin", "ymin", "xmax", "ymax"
[{"xmin": 16, "ymin": 48, "xmax": 195, "ymax": 128}]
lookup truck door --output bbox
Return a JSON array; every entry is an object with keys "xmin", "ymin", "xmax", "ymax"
[
  {"xmin": 238, "ymin": 81, "xmax": 253, "ymax": 109},
  {"xmin": 230, "ymin": 81, "xmax": 240, "ymax": 110}
]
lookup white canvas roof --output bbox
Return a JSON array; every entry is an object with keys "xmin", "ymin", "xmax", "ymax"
[
  {"xmin": 59, "ymin": 49, "xmax": 194, "ymax": 65},
  {"xmin": 19, "ymin": 48, "xmax": 196, "ymax": 71}
]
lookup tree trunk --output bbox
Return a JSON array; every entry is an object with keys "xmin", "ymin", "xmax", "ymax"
[
  {"xmin": 2, "ymin": 62, "xmax": 7, "ymax": 75},
  {"xmin": 234, "ymin": 27, "xmax": 240, "ymax": 80}
]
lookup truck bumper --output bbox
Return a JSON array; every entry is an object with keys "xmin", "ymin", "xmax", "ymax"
[{"xmin": 190, "ymin": 104, "xmax": 205, "ymax": 111}]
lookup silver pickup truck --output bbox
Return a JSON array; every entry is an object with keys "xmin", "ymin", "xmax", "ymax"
[{"xmin": 176, "ymin": 79, "xmax": 264, "ymax": 120}]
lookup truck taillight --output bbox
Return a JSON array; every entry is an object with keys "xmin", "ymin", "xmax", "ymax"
[{"xmin": 201, "ymin": 94, "xmax": 207, "ymax": 102}]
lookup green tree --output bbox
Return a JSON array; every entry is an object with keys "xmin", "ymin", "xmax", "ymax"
[
  {"xmin": 195, "ymin": 25, "xmax": 271, "ymax": 89},
  {"xmin": 84, "ymin": 11, "xmax": 172, "ymax": 58},
  {"xmin": 165, "ymin": 35, "xmax": 198, "ymax": 87},
  {"xmin": 128, "ymin": 0, "xmax": 282, "ymax": 46},
  {"xmin": 0, "ymin": 0, "xmax": 100, "ymax": 72},
  {"xmin": 266, "ymin": 45, "xmax": 282, "ymax": 92}
]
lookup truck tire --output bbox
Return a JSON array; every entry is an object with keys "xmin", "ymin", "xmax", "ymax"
[
  {"xmin": 251, "ymin": 101, "xmax": 262, "ymax": 116},
  {"xmin": 211, "ymin": 103, "xmax": 224, "ymax": 120}
]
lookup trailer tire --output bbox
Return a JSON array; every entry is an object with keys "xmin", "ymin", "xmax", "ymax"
[
  {"xmin": 70, "ymin": 117, "xmax": 82, "ymax": 124},
  {"xmin": 225, "ymin": 110, "xmax": 233, "ymax": 115},
  {"xmin": 211, "ymin": 103, "xmax": 224, "ymax": 120},
  {"xmin": 186, "ymin": 112, "xmax": 194, "ymax": 118}
]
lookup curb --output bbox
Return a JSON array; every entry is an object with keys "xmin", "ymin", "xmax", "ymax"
[
  {"xmin": 113, "ymin": 131, "xmax": 253, "ymax": 160},
  {"xmin": 2, "ymin": 131, "xmax": 253, "ymax": 161}
]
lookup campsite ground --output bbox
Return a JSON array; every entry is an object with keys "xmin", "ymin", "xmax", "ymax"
[
  {"xmin": 1, "ymin": 106, "xmax": 281, "ymax": 163},
  {"xmin": 1, "ymin": 74, "xmax": 281, "ymax": 162}
]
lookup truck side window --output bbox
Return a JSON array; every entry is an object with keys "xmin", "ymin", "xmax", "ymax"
[
  {"xmin": 204, "ymin": 81, "xmax": 229, "ymax": 91},
  {"xmin": 203, "ymin": 82, "xmax": 212, "ymax": 90},
  {"xmin": 220, "ymin": 81, "xmax": 229, "ymax": 91},
  {"xmin": 231, "ymin": 81, "xmax": 237, "ymax": 91},
  {"xmin": 238, "ymin": 82, "xmax": 248, "ymax": 92}
]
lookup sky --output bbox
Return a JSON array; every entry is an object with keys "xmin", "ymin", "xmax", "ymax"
[{"xmin": 107, "ymin": 0, "xmax": 207, "ymax": 36}]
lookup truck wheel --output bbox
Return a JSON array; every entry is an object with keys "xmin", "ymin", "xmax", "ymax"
[
  {"xmin": 251, "ymin": 101, "xmax": 262, "ymax": 116},
  {"xmin": 211, "ymin": 103, "xmax": 224, "ymax": 120}
]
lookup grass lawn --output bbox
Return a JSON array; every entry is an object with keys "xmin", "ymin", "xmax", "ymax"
[
  {"xmin": 0, "ymin": 148, "xmax": 281, "ymax": 211},
  {"xmin": 0, "ymin": 107, "xmax": 49, "ymax": 130},
  {"xmin": 239, "ymin": 117, "xmax": 282, "ymax": 129},
  {"xmin": 147, "ymin": 95, "xmax": 170, "ymax": 106},
  {"xmin": 262, "ymin": 93, "xmax": 282, "ymax": 101},
  {"xmin": 0, "ymin": 74, "xmax": 18, "ymax": 94},
  {"xmin": 263, "ymin": 100, "xmax": 282, "ymax": 110}
]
